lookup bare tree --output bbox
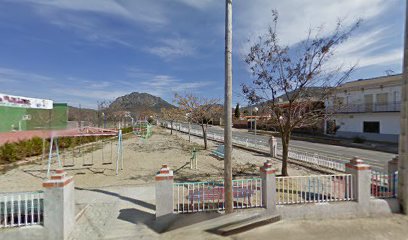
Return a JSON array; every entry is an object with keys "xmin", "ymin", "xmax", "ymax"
[
  {"xmin": 161, "ymin": 108, "xmax": 182, "ymax": 135},
  {"xmin": 242, "ymin": 10, "xmax": 360, "ymax": 176},
  {"xmin": 175, "ymin": 93, "xmax": 221, "ymax": 150}
]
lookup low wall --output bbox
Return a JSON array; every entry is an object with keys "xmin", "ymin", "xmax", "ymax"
[
  {"xmin": 336, "ymin": 131, "xmax": 398, "ymax": 143},
  {"xmin": 0, "ymin": 226, "xmax": 45, "ymax": 240},
  {"xmin": 277, "ymin": 198, "xmax": 400, "ymax": 220}
]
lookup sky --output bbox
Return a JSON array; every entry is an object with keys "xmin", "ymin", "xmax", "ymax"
[{"xmin": 0, "ymin": 0, "xmax": 405, "ymax": 108}]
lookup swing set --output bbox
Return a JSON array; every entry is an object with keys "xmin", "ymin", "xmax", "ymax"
[{"xmin": 46, "ymin": 127, "xmax": 124, "ymax": 177}]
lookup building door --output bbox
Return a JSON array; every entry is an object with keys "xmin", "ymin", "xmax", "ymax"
[{"xmin": 364, "ymin": 94, "xmax": 373, "ymax": 112}]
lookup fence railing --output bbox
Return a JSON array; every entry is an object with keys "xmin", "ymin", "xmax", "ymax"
[
  {"xmin": 174, "ymin": 178, "xmax": 263, "ymax": 213},
  {"xmin": 327, "ymin": 102, "xmax": 401, "ymax": 113},
  {"xmin": 371, "ymin": 171, "xmax": 398, "ymax": 198},
  {"xmin": 286, "ymin": 150, "xmax": 346, "ymax": 172},
  {"xmin": 0, "ymin": 191, "xmax": 44, "ymax": 228},
  {"xmin": 276, "ymin": 174, "xmax": 354, "ymax": 205},
  {"xmin": 164, "ymin": 122, "xmax": 346, "ymax": 172}
]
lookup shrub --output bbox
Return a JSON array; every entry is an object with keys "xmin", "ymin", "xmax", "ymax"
[{"xmin": 352, "ymin": 136, "xmax": 365, "ymax": 143}]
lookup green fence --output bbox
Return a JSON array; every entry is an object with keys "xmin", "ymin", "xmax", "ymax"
[{"xmin": 0, "ymin": 103, "xmax": 68, "ymax": 132}]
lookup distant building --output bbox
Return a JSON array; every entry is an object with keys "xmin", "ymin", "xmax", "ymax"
[
  {"xmin": 325, "ymin": 74, "xmax": 402, "ymax": 143},
  {"xmin": 0, "ymin": 93, "xmax": 68, "ymax": 132}
]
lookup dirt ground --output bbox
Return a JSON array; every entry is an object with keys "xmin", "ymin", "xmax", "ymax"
[{"xmin": 0, "ymin": 127, "xmax": 318, "ymax": 192}]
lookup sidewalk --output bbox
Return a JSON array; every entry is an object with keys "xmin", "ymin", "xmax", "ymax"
[{"xmin": 69, "ymin": 184, "xmax": 408, "ymax": 240}]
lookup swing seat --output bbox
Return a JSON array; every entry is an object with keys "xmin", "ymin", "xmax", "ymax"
[
  {"xmin": 63, "ymin": 163, "xmax": 75, "ymax": 167},
  {"xmin": 82, "ymin": 163, "xmax": 94, "ymax": 167},
  {"xmin": 102, "ymin": 162, "xmax": 112, "ymax": 165}
]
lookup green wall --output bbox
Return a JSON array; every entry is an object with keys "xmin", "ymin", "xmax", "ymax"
[{"xmin": 0, "ymin": 103, "xmax": 68, "ymax": 132}]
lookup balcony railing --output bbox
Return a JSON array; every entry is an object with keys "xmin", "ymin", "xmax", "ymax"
[{"xmin": 328, "ymin": 102, "xmax": 401, "ymax": 113}]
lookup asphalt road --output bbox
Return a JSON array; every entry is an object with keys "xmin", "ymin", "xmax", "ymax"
[{"xmin": 174, "ymin": 122, "xmax": 395, "ymax": 171}]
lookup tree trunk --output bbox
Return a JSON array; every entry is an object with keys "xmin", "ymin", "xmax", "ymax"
[
  {"xmin": 170, "ymin": 121, "xmax": 173, "ymax": 135},
  {"xmin": 188, "ymin": 121, "xmax": 191, "ymax": 142},
  {"xmin": 202, "ymin": 124, "xmax": 208, "ymax": 149},
  {"xmin": 281, "ymin": 132, "xmax": 290, "ymax": 176}
]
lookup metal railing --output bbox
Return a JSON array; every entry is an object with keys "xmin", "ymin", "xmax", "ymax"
[
  {"xmin": 371, "ymin": 171, "xmax": 398, "ymax": 198},
  {"xmin": 285, "ymin": 149, "xmax": 346, "ymax": 172},
  {"xmin": 276, "ymin": 174, "xmax": 354, "ymax": 205},
  {"xmin": 328, "ymin": 102, "xmax": 401, "ymax": 113},
  {"xmin": 0, "ymin": 191, "xmax": 44, "ymax": 228},
  {"xmin": 164, "ymin": 122, "xmax": 346, "ymax": 172},
  {"xmin": 174, "ymin": 178, "xmax": 263, "ymax": 213}
]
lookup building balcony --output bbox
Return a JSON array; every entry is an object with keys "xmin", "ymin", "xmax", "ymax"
[{"xmin": 328, "ymin": 102, "xmax": 401, "ymax": 113}]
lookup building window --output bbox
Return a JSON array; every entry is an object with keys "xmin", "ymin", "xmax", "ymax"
[
  {"xmin": 363, "ymin": 121, "xmax": 380, "ymax": 133},
  {"xmin": 376, "ymin": 93, "xmax": 388, "ymax": 105}
]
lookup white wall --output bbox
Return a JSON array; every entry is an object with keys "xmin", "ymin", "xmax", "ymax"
[
  {"xmin": 327, "ymin": 84, "xmax": 401, "ymax": 107},
  {"xmin": 333, "ymin": 112, "xmax": 400, "ymax": 134}
]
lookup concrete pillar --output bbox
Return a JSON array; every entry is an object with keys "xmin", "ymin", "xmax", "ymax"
[
  {"xmin": 398, "ymin": 0, "xmax": 408, "ymax": 214},
  {"xmin": 268, "ymin": 136, "xmax": 278, "ymax": 158},
  {"xmin": 155, "ymin": 164, "xmax": 174, "ymax": 219},
  {"xmin": 388, "ymin": 156, "xmax": 399, "ymax": 176},
  {"xmin": 42, "ymin": 169, "xmax": 75, "ymax": 240},
  {"xmin": 345, "ymin": 157, "xmax": 371, "ymax": 212},
  {"xmin": 260, "ymin": 161, "xmax": 277, "ymax": 212}
]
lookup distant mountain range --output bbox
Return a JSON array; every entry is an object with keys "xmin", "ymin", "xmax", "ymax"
[
  {"xmin": 109, "ymin": 92, "xmax": 175, "ymax": 113},
  {"xmin": 68, "ymin": 92, "xmax": 175, "ymax": 122}
]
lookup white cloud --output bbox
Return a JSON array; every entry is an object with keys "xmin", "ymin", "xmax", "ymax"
[
  {"xmin": 175, "ymin": 0, "xmax": 216, "ymax": 10},
  {"xmin": 235, "ymin": 0, "xmax": 402, "ymax": 74},
  {"xmin": 145, "ymin": 38, "xmax": 196, "ymax": 60},
  {"xmin": 0, "ymin": 67, "xmax": 53, "ymax": 83},
  {"xmin": 20, "ymin": 0, "xmax": 167, "ymax": 25},
  {"xmin": 123, "ymin": 68, "xmax": 215, "ymax": 97}
]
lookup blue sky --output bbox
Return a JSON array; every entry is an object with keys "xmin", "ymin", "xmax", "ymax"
[{"xmin": 0, "ymin": 0, "xmax": 404, "ymax": 108}]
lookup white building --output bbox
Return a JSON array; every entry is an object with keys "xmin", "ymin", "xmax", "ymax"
[{"xmin": 325, "ymin": 74, "xmax": 402, "ymax": 143}]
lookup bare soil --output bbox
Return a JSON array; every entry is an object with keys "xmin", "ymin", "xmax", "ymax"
[{"xmin": 0, "ymin": 127, "xmax": 318, "ymax": 192}]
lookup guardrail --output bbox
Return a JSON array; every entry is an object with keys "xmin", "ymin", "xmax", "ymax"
[
  {"xmin": 276, "ymin": 174, "xmax": 354, "ymax": 205},
  {"xmin": 0, "ymin": 191, "xmax": 44, "ymax": 228},
  {"xmin": 174, "ymin": 178, "xmax": 263, "ymax": 213}
]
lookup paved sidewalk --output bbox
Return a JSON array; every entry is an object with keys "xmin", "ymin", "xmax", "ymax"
[{"xmin": 68, "ymin": 184, "xmax": 408, "ymax": 240}]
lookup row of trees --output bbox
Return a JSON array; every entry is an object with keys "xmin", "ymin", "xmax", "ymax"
[{"xmin": 161, "ymin": 93, "xmax": 222, "ymax": 150}]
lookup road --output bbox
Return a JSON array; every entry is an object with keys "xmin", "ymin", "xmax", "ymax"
[{"xmin": 174, "ymin": 122, "xmax": 395, "ymax": 171}]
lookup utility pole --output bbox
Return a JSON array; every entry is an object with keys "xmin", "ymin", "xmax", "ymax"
[
  {"xmin": 399, "ymin": 0, "xmax": 408, "ymax": 214},
  {"xmin": 224, "ymin": 0, "xmax": 233, "ymax": 214}
]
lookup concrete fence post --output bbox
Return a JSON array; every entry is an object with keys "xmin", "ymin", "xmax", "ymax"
[
  {"xmin": 155, "ymin": 164, "xmax": 174, "ymax": 219},
  {"xmin": 260, "ymin": 161, "xmax": 277, "ymax": 212},
  {"xmin": 388, "ymin": 156, "xmax": 399, "ymax": 176},
  {"xmin": 345, "ymin": 157, "xmax": 371, "ymax": 212},
  {"xmin": 269, "ymin": 136, "xmax": 277, "ymax": 158},
  {"xmin": 42, "ymin": 169, "xmax": 75, "ymax": 240}
]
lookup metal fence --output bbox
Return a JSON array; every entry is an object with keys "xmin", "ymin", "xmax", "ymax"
[
  {"xmin": 371, "ymin": 171, "xmax": 398, "ymax": 198},
  {"xmin": 0, "ymin": 191, "xmax": 44, "ymax": 228},
  {"xmin": 174, "ymin": 178, "xmax": 263, "ymax": 213},
  {"xmin": 164, "ymin": 122, "xmax": 346, "ymax": 172},
  {"xmin": 276, "ymin": 174, "xmax": 354, "ymax": 205}
]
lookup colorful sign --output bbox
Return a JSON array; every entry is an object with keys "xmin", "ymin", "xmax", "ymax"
[{"xmin": 0, "ymin": 93, "xmax": 53, "ymax": 109}]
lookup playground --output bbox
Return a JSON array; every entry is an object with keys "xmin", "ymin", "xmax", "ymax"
[{"xmin": 0, "ymin": 127, "xmax": 317, "ymax": 192}]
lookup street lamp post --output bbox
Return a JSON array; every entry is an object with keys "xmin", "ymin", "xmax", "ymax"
[
  {"xmin": 253, "ymin": 107, "xmax": 258, "ymax": 135},
  {"xmin": 224, "ymin": 0, "xmax": 233, "ymax": 214}
]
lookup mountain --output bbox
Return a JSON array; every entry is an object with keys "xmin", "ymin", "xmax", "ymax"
[{"xmin": 109, "ymin": 92, "xmax": 175, "ymax": 114}]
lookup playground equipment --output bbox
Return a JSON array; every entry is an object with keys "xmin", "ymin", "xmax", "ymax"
[
  {"xmin": 46, "ymin": 127, "xmax": 124, "ymax": 177},
  {"xmin": 190, "ymin": 148, "xmax": 198, "ymax": 170},
  {"xmin": 133, "ymin": 120, "xmax": 153, "ymax": 139}
]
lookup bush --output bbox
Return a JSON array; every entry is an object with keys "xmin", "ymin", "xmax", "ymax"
[
  {"xmin": 352, "ymin": 136, "xmax": 365, "ymax": 143},
  {"xmin": 121, "ymin": 126, "xmax": 133, "ymax": 134},
  {"xmin": 0, "ymin": 134, "xmax": 113, "ymax": 164}
]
